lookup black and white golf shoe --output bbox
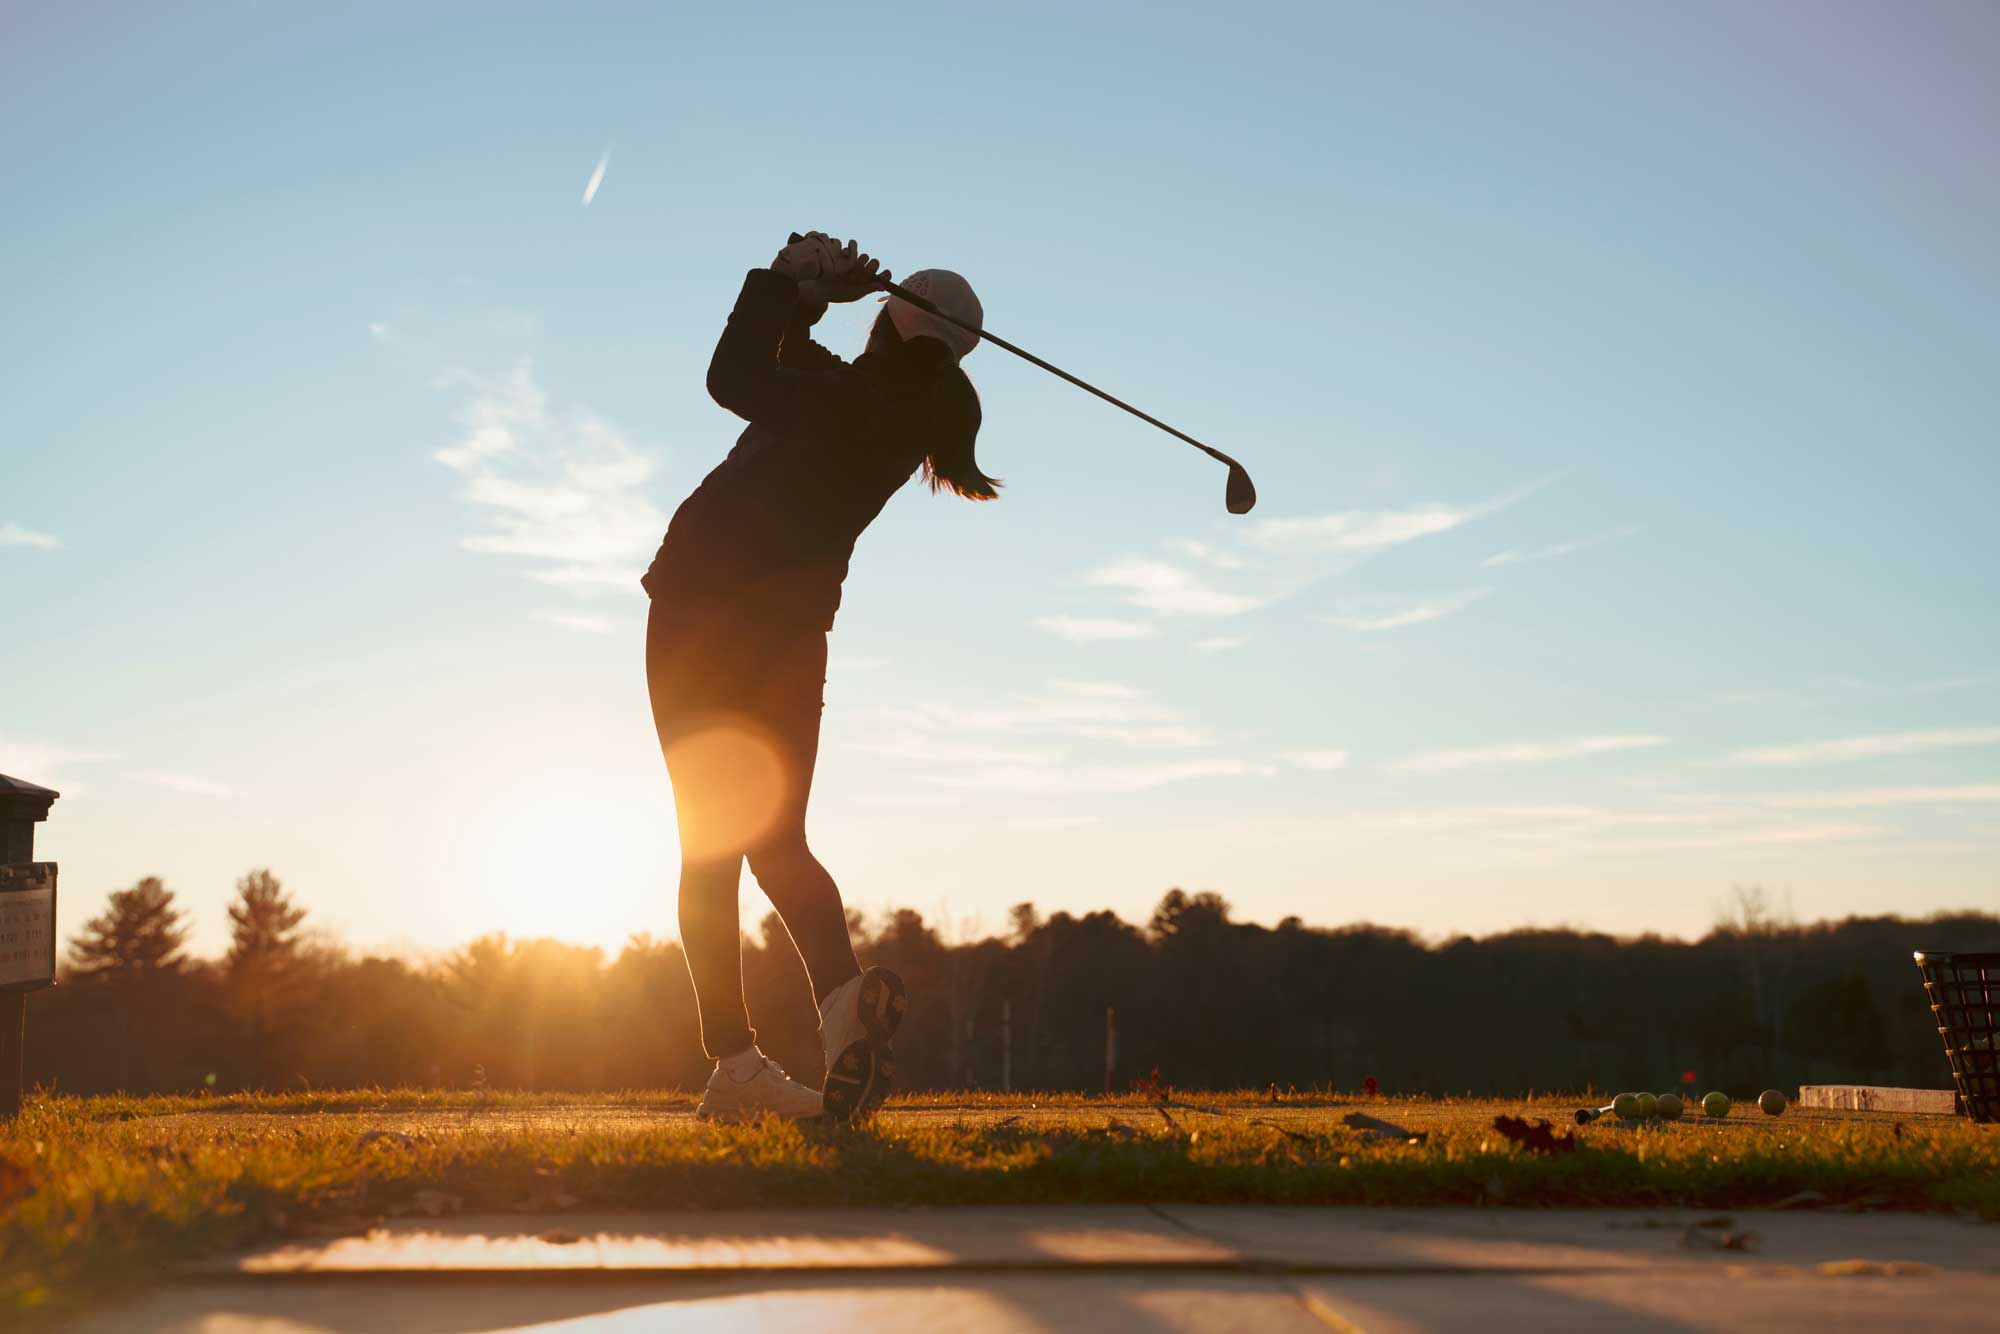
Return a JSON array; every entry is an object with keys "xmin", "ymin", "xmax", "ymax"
[{"xmin": 817, "ymin": 966, "xmax": 906, "ymax": 1123}]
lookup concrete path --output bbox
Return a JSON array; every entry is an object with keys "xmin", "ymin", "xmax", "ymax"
[{"xmin": 69, "ymin": 1206, "xmax": 2000, "ymax": 1332}]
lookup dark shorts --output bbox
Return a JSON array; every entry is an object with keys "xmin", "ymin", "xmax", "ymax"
[{"xmin": 645, "ymin": 600, "xmax": 827, "ymax": 862}]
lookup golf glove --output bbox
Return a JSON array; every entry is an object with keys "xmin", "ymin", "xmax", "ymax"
[
  {"xmin": 787, "ymin": 232, "xmax": 890, "ymax": 306},
  {"xmin": 770, "ymin": 234, "xmax": 834, "ymax": 281}
]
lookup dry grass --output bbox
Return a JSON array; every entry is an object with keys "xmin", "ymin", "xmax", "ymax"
[{"xmin": 4, "ymin": 1089, "xmax": 1995, "ymax": 1323}]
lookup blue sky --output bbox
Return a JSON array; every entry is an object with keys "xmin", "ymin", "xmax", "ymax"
[{"xmin": 4, "ymin": 1, "xmax": 1995, "ymax": 957}]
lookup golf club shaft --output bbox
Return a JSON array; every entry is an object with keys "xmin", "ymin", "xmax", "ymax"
[{"xmin": 870, "ymin": 276, "xmax": 1248, "ymax": 479}]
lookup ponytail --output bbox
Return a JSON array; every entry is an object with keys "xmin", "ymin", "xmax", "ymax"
[{"xmin": 919, "ymin": 361, "xmax": 998, "ymax": 501}]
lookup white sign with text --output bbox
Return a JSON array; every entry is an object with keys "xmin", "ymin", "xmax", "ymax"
[{"xmin": 0, "ymin": 865, "xmax": 56, "ymax": 989}]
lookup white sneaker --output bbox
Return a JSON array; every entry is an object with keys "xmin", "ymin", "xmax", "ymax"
[
  {"xmin": 694, "ymin": 1051, "xmax": 824, "ymax": 1123},
  {"xmin": 817, "ymin": 966, "xmax": 906, "ymax": 1122}
]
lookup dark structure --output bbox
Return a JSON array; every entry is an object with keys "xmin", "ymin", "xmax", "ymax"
[
  {"xmin": 1914, "ymin": 950, "xmax": 2000, "ymax": 1124},
  {"xmin": 1, "ymin": 773, "xmax": 60, "ymax": 1118}
]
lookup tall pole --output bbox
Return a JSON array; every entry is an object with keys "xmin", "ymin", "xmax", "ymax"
[
  {"xmin": 1104, "ymin": 1006, "xmax": 1117, "ymax": 1095},
  {"xmin": 1001, "ymin": 1000, "xmax": 1012, "ymax": 1094}
]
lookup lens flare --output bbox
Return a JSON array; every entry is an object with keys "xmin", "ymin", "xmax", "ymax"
[{"xmin": 663, "ymin": 715, "xmax": 789, "ymax": 860}]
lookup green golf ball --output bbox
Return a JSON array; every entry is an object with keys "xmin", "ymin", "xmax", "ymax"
[
  {"xmin": 1758, "ymin": 1089, "xmax": 1786, "ymax": 1117},
  {"xmin": 1703, "ymin": 1091, "xmax": 1731, "ymax": 1119},
  {"xmin": 1636, "ymin": 1092, "xmax": 1658, "ymax": 1120},
  {"xmin": 1656, "ymin": 1093, "xmax": 1683, "ymax": 1120},
  {"xmin": 1612, "ymin": 1092, "xmax": 1641, "ymax": 1120}
]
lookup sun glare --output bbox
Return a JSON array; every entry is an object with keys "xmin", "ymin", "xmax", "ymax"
[{"xmin": 482, "ymin": 796, "xmax": 625, "ymax": 936}]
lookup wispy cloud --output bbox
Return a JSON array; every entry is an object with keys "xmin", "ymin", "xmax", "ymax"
[
  {"xmin": 1728, "ymin": 726, "xmax": 2000, "ymax": 767},
  {"xmin": 1355, "ymin": 801, "xmax": 1875, "ymax": 854},
  {"xmin": 0, "ymin": 736, "xmax": 108, "ymax": 793},
  {"xmin": 1327, "ymin": 588, "xmax": 1490, "ymax": 632},
  {"xmin": 854, "ymin": 734, "xmax": 1066, "ymax": 768},
  {"xmin": 142, "ymin": 772, "xmax": 235, "ymax": 798},
  {"xmin": 581, "ymin": 151, "xmax": 610, "ymax": 206},
  {"xmin": 367, "ymin": 321, "xmax": 393, "ymax": 343},
  {"xmin": 1285, "ymin": 748, "xmax": 1350, "ymax": 772},
  {"xmin": 1049, "ymin": 681, "xmax": 1140, "ymax": 700},
  {"xmin": 1193, "ymin": 636, "xmax": 1247, "ymax": 654},
  {"xmin": 434, "ymin": 358, "xmax": 666, "ymax": 597},
  {"xmin": 1086, "ymin": 557, "xmax": 1267, "ymax": 616},
  {"xmin": 1248, "ymin": 478, "xmax": 1548, "ymax": 555},
  {"xmin": 1482, "ymin": 526, "xmax": 1636, "ymax": 568},
  {"xmin": 1033, "ymin": 615, "xmax": 1159, "ymax": 643},
  {"xmin": 1912, "ymin": 674, "xmax": 1991, "ymax": 695},
  {"xmin": 1166, "ymin": 539, "xmax": 1245, "ymax": 570},
  {"xmin": 1756, "ymin": 783, "xmax": 2000, "ymax": 810},
  {"xmin": 851, "ymin": 680, "xmax": 1245, "ymax": 794},
  {"xmin": 1391, "ymin": 734, "xmax": 1668, "ymax": 775},
  {"xmin": 935, "ymin": 759, "xmax": 1252, "ymax": 795},
  {"xmin": 850, "ymin": 791, "xmax": 966, "ymax": 808},
  {"xmin": 536, "ymin": 609, "xmax": 616, "ymax": 634},
  {"xmin": 0, "ymin": 522, "xmax": 61, "ymax": 551}
]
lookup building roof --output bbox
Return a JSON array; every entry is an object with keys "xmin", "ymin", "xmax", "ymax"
[{"xmin": 0, "ymin": 774, "xmax": 61, "ymax": 813}]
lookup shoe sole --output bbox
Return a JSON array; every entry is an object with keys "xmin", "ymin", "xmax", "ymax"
[{"xmin": 822, "ymin": 967, "xmax": 906, "ymax": 1123}]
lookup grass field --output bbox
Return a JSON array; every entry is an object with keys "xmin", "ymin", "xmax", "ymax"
[{"xmin": 4, "ymin": 1088, "xmax": 1996, "ymax": 1321}]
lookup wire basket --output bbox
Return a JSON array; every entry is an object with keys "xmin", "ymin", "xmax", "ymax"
[{"xmin": 1914, "ymin": 951, "xmax": 1999, "ymax": 1124}]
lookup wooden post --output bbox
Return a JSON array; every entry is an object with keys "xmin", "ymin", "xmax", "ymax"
[
  {"xmin": 1001, "ymin": 1000, "xmax": 1012, "ymax": 1093},
  {"xmin": 1104, "ymin": 1006, "xmax": 1117, "ymax": 1094},
  {"xmin": 0, "ymin": 775, "xmax": 60, "ymax": 1120}
]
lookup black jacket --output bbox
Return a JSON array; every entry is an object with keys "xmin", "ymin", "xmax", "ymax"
[{"xmin": 641, "ymin": 268, "xmax": 972, "ymax": 639}]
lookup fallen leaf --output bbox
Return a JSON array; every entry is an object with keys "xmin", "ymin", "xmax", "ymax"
[
  {"xmin": 1492, "ymin": 1115, "xmax": 1577, "ymax": 1156},
  {"xmin": 1342, "ymin": 1112, "xmax": 1428, "ymax": 1143}
]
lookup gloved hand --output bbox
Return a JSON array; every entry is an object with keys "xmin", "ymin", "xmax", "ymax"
[
  {"xmin": 790, "ymin": 232, "xmax": 890, "ymax": 305},
  {"xmin": 770, "ymin": 233, "xmax": 834, "ymax": 280}
]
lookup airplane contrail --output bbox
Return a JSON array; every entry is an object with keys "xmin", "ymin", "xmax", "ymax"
[{"xmin": 582, "ymin": 152, "xmax": 610, "ymax": 206}]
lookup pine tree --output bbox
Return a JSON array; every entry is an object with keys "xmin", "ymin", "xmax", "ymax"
[
  {"xmin": 67, "ymin": 876, "xmax": 189, "ymax": 978},
  {"xmin": 225, "ymin": 868, "xmax": 307, "ymax": 974}
]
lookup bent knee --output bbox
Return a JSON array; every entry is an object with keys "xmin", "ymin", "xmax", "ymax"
[{"xmin": 746, "ymin": 835, "xmax": 815, "ymax": 883}]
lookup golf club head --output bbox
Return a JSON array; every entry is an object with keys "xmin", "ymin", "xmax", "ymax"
[{"xmin": 1225, "ymin": 464, "xmax": 1257, "ymax": 515}]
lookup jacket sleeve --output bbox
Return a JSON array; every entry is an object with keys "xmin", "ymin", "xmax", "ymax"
[
  {"xmin": 706, "ymin": 269, "xmax": 867, "ymax": 432},
  {"xmin": 779, "ymin": 300, "xmax": 845, "ymax": 371}
]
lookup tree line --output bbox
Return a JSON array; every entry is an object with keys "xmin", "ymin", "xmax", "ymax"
[{"xmin": 25, "ymin": 873, "xmax": 1994, "ymax": 1099}]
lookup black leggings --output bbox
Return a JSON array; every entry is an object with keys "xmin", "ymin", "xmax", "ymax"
[{"xmin": 645, "ymin": 601, "xmax": 862, "ymax": 1059}]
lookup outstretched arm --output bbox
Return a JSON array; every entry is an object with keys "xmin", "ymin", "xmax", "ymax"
[{"xmin": 705, "ymin": 266, "xmax": 866, "ymax": 433}]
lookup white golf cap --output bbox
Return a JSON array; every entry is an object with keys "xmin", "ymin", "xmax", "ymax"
[{"xmin": 886, "ymin": 269, "xmax": 983, "ymax": 363}]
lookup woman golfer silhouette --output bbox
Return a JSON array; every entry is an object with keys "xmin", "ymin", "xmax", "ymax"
[{"xmin": 642, "ymin": 233, "xmax": 994, "ymax": 1121}]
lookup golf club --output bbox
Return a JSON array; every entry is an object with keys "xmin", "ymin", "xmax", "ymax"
[{"xmin": 790, "ymin": 235, "xmax": 1258, "ymax": 515}]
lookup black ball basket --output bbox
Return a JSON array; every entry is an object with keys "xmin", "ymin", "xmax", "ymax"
[{"xmin": 1914, "ymin": 951, "xmax": 1999, "ymax": 1124}]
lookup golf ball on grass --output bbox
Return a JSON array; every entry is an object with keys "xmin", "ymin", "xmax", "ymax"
[
  {"xmin": 1612, "ymin": 1092, "xmax": 1641, "ymax": 1121},
  {"xmin": 1657, "ymin": 1093, "xmax": 1683, "ymax": 1120},
  {"xmin": 1703, "ymin": 1091, "xmax": 1731, "ymax": 1119},
  {"xmin": 1759, "ymin": 1089, "xmax": 1786, "ymax": 1117},
  {"xmin": 1636, "ymin": 1092, "xmax": 1658, "ymax": 1120}
]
